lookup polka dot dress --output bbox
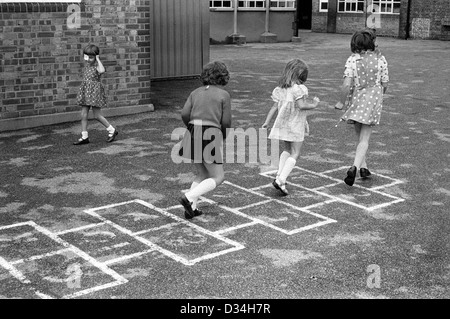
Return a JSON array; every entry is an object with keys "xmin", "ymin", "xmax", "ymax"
[
  {"xmin": 76, "ymin": 65, "xmax": 107, "ymax": 108},
  {"xmin": 341, "ymin": 51, "xmax": 389, "ymax": 126}
]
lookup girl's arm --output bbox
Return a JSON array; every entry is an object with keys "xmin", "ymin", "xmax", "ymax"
[
  {"xmin": 221, "ymin": 94, "xmax": 232, "ymax": 137},
  {"xmin": 296, "ymin": 96, "xmax": 320, "ymax": 110},
  {"xmin": 181, "ymin": 94, "xmax": 193, "ymax": 127},
  {"xmin": 335, "ymin": 77, "xmax": 352, "ymax": 109},
  {"xmin": 262, "ymin": 104, "xmax": 278, "ymax": 128},
  {"xmin": 96, "ymin": 55, "xmax": 106, "ymax": 74}
]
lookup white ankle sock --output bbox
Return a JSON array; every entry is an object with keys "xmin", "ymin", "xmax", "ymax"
[
  {"xmin": 278, "ymin": 157, "xmax": 296, "ymax": 183},
  {"xmin": 185, "ymin": 178, "xmax": 217, "ymax": 203},
  {"xmin": 106, "ymin": 125, "xmax": 115, "ymax": 134},
  {"xmin": 276, "ymin": 151, "xmax": 290, "ymax": 179},
  {"xmin": 82, "ymin": 131, "xmax": 88, "ymax": 139},
  {"xmin": 189, "ymin": 181, "xmax": 199, "ymax": 210}
]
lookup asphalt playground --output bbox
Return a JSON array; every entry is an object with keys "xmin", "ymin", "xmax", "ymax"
[{"xmin": 0, "ymin": 32, "xmax": 449, "ymax": 303}]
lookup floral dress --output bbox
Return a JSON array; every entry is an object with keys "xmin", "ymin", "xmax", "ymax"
[
  {"xmin": 269, "ymin": 84, "xmax": 309, "ymax": 142},
  {"xmin": 341, "ymin": 51, "xmax": 389, "ymax": 125},
  {"xmin": 76, "ymin": 65, "xmax": 107, "ymax": 108}
]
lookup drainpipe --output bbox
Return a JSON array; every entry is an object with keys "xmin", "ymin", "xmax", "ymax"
[
  {"xmin": 405, "ymin": 0, "xmax": 412, "ymax": 39},
  {"xmin": 233, "ymin": 0, "xmax": 238, "ymax": 35},
  {"xmin": 226, "ymin": 0, "xmax": 246, "ymax": 44}
]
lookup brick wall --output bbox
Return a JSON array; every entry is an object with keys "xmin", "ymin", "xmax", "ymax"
[
  {"xmin": 0, "ymin": 0, "xmax": 151, "ymax": 122},
  {"xmin": 409, "ymin": 0, "xmax": 450, "ymax": 40}
]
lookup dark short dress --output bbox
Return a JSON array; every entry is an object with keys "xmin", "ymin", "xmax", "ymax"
[
  {"xmin": 178, "ymin": 124, "xmax": 224, "ymax": 164},
  {"xmin": 76, "ymin": 65, "xmax": 107, "ymax": 108}
]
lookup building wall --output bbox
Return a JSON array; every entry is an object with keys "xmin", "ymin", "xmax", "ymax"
[
  {"xmin": 0, "ymin": 0, "xmax": 152, "ymax": 127},
  {"xmin": 409, "ymin": 0, "xmax": 450, "ymax": 40},
  {"xmin": 311, "ymin": 0, "xmax": 401, "ymax": 37},
  {"xmin": 210, "ymin": 10, "xmax": 296, "ymax": 43}
]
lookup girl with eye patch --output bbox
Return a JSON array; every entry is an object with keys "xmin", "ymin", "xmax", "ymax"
[{"xmin": 73, "ymin": 44, "xmax": 118, "ymax": 145}]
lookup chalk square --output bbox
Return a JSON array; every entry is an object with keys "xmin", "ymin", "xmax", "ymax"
[
  {"xmin": 90, "ymin": 201, "xmax": 175, "ymax": 233},
  {"xmin": 263, "ymin": 167, "xmax": 339, "ymax": 189},
  {"xmin": 0, "ymin": 224, "xmax": 65, "ymax": 263},
  {"xmin": 323, "ymin": 168, "xmax": 400, "ymax": 189},
  {"xmin": 253, "ymin": 185, "xmax": 329, "ymax": 208},
  {"xmin": 315, "ymin": 184, "xmax": 400, "ymax": 209},
  {"xmin": 206, "ymin": 182, "xmax": 268, "ymax": 208},
  {"xmin": 239, "ymin": 201, "xmax": 327, "ymax": 232},
  {"xmin": 59, "ymin": 224, "xmax": 151, "ymax": 263},
  {"xmin": 13, "ymin": 249, "xmax": 120, "ymax": 299},
  {"xmin": 167, "ymin": 203, "xmax": 253, "ymax": 233},
  {"xmin": 138, "ymin": 223, "xmax": 237, "ymax": 262}
]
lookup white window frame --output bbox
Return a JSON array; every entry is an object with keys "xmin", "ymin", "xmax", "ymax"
[
  {"xmin": 269, "ymin": 0, "xmax": 296, "ymax": 11},
  {"xmin": 209, "ymin": 0, "xmax": 233, "ymax": 9},
  {"xmin": 338, "ymin": 0, "xmax": 365, "ymax": 13},
  {"xmin": 238, "ymin": 0, "xmax": 266, "ymax": 10},
  {"xmin": 372, "ymin": 0, "xmax": 401, "ymax": 14},
  {"xmin": 319, "ymin": 0, "xmax": 328, "ymax": 12}
]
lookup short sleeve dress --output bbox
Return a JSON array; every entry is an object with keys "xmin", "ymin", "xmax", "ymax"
[
  {"xmin": 268, "ymin": 84, "xmax": 309, "ymax": 142},
  {"xmin": 340, "ymin": 51, "xmax": 389, "ymax": 126},
  {"xmin": 76, "ymin": 65, "xmax": 107, "ymax": 108}
]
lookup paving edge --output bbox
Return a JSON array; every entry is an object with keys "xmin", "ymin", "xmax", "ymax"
[{"xmin": 0, "ymin": 104, "xmax": 155, "ymax": 133}]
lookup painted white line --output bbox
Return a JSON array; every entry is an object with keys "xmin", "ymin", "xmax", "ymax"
[
  {"xmin": 132, "ymin": 222, "xmax": 180, "ymax": 236},
  {"xmin": 86, "ymin": 200, "xmax": 245, "ymax": 266},
  {"xmin": 286, "ymin": 219, "xmax": 337, "ymax": 235},
  {"xmin": 55, "ymin": 222, "xmax": 107, "ymax": 235},
  {"xmin": 366, "ymin": 198, "xmax": 406, "ymax": 211},
  {"xmin": 188, "ymin": 246, "xmax": 245, "ymax": 264},
  {"xmin": 214, "ymin": 221, "xmax": 260, "ymax": 235},
  {"xmin": 319, "ymin": 166, "xmax": 349, "ymax": 174},
  {"xmin": 0, "ymin": 221, "xmax": 34, "ymax": 231},
  {"xmin": 103, "ymin": 249, "xmax": 155, "ymax": 266},
  {"xmin": 86, "ymin": 200, "xmax": 138, "ymax": 213},
  {"xmin": 0, "ymin": 255, "xmax": 54, "ymax": 299},
  {"xmin": 233, "ymin": 199, "xmax": 273, "ymax": 210},
  {"xmin": 10, "ymin": 248, "xmax": 72, "ymax": 265},
  {"xmin": 29, "ymin": 222, "xmax": 128, "ymax": 299}
]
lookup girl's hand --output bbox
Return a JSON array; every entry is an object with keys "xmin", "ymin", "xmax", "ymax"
[
  {"xmin": 96, "ymin": 55, "xmax": 101, "ymax": 61},
  {"xmin": 334, "ymin": 101, "xmax": 344, "ymax": 110},
  {"xmin": 262, "ymin": 123, "xmax": 268, "ymax": 129}
]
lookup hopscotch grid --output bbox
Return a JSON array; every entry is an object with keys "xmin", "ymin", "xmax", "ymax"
[
  {"xmin": 55, "ymin": 222, "xmax": 108, "ymax": 236},
  {"xmin": 132, "ymin": 222, "xmax": 180, "ymax": 236},
  {"xmin": 258, "ymin": 169, "xmax": 405, "ymax": 211},
  {"xmin": 104, "ymin": 249, "xmax": 156, "ymax": 266},
  {"xmin": 10, "ymin": 248, "xmax": 72, "ymax": 266},
  {"xmin": 85, "ymin": 200, "xmax": 245, "ymax": 266}
]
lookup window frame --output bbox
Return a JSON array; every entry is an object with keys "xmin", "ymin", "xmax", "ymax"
[
  {"xmin": 371, "ymin": 0, "xmax": 401, "ymax": 14},
  {"xmin": 337, "ymin": 0, "xmax": 365, "ymax": 13},
  {"xmin": 319, "ymin": 0, "xmax": 328, "ymax": 13}
]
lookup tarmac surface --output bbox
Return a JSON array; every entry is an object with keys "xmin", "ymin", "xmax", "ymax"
[{"xmin": 0, "ymin": 32, "xmax": 449, "ymax": 302}]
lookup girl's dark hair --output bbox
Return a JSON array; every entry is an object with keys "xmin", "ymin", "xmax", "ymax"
[
  {"xmin": 350, "ymin": 31, "xmax": 375, "ymax": 53},
  {"xmin": 278, "ymin": 59, "xmax": 309, "ymax": 88},
  {"xmin": 83, "ymin": 44, "xmax": 100, "ymax": 57},
  {"xmin": 200, "ymin": 61, "xmax": 230, "ymax": 86}
]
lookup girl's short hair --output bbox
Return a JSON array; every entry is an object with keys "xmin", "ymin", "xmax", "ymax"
[
  {"xmin": 350, "ymin": 31, "xmax": 375, "ymax": 53},
  {"xmin": 200, "ymin": 61, "xmax": 230, "ymax": 86},
  {"xmin": 278, "ymin": 59, "xmax": 309, "ymax": 88},
  {"xmin": 83, "ymin": 44, "xmax": 100, "ymax": 57}
]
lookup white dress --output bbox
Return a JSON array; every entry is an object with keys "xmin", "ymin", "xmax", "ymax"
[{"xmin": 269, "ymin": 84, "xmax": 309, "ymax": 142}]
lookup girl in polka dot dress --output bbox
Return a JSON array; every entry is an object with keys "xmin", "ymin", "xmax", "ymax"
[
  {"xmin": 335, "ymin": 30, "xmax": 389, "ymax": 186},
  {"xmin": 73, "ymin": 44, "xmax": 118, "ymax": 145}
]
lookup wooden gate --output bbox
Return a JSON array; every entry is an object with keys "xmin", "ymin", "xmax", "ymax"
[{"xmin": 150, "ymin": 0, "xmax": 210, "ymax": 79}]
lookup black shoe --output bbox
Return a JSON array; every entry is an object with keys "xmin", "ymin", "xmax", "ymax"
[
  {"xmin": 184, "ymin": 209, "xmax": 203, "ymax": 220},
  {"xmin": 179, "ymin": 195, "xmax": 194, "ymax": 219},
  {"xmin": 344, "ymin": 166, "xmax": 357, "ymax": 186},
  {"xmin": 272, "ymin": 179, "xmax": 288, "ymax": 196},
  {"xmin": 360, "ymin": 168, "xmax": 372, "ymax": 179},
  {"xmin": 107, "ymin": 130, "xmax": 118, "ymax": 143},
  {"xmin": 73, "ymin": 137, "xmax": 90, "ymax": 145}
]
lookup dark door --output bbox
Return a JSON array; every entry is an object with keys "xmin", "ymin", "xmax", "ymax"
[{"xmin": 296, "ymin": 0, "xmax": 312, "ymax": 30}]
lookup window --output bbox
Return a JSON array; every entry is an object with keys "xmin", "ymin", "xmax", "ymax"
[
  {"xmin": 238, "ymin": 0, "xmax": 265, "ymax": 8},
  {"xmin": 319, "ymin": 0, "xmax": 328, "ymax": 12},
  {"xmin": 270, "ymin": 0, "xmax": 296, "ymax": 9},
  {"xmin": 338, "ymin": 0, "xmax": 365, "ymax": 13},
  {"xmin": 372, "ymin": 0, "xmax": 401, "ymax": 14},
  {"xmin": 210, "ymin": 0, "xmax": 233, "ymax": 8}
]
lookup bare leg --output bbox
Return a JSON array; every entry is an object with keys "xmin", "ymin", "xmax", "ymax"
[
  {"xmin": 353, "ymin": 124, "xmax": 372, "ymax": 169},
  {"xmin": 354, "ymin": 123, "xmax": 368, "ymax": 169},
  {"xmin": 92, "ymin": 107, "xmax": 111, "ymax": 128},
  {"xmin": 80, "ymin": 106, "xmax": 90, "ymax": 132}
]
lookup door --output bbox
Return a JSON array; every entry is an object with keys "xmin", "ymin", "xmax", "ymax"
[
  {"xmin": 296, "ymin": 0, "xmax": 312, "ymax": 30},
  {"xmin": 150, "ymin": 0, "xmax": 210, "ymax": 79}
]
